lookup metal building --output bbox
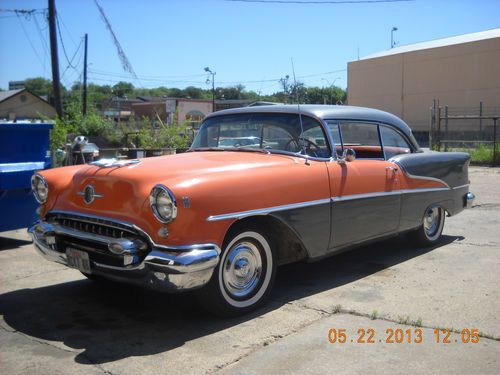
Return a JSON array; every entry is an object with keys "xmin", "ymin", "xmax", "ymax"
[{"xmin": 347, "ymin": 28, "xmax": 500, "ymax": 143}]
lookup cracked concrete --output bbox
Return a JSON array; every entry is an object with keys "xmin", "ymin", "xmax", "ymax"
[{"xmin": 0, "ymin": 166, "xmax": 499, "ymax": 374}]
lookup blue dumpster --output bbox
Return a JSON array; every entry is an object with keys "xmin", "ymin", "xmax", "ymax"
[{"xmin": 0, "ymin": 123, "xmax": 53, "ymax": 232}]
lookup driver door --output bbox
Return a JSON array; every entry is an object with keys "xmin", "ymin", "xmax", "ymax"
[{"xmin": 326, "ymin": 121, "xmax": 401, "ymax": 250}]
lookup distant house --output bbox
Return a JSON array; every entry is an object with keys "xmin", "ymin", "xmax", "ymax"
[
  {"xmin": 0, "ymin": 89, "xmax": 56, "ymax": 121},
  {"xmin": 132, "ymin": 98, "xmax": 213, "ymax": 127},
  {"xmin": 101, "ymin": 97, "xmax": 144, "ymax": 123}
]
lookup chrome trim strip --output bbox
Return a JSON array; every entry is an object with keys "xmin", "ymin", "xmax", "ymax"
[
  {"xmin": 453, "ymin": 184, "xmax": 469, "ymax": 190},
  {"xmin": 206, "ymin": 198, "xmax": 331, "ymax": 222},
  {"xmin": 399, "ymin": 187, "xmax": 450, "ymax": 194},
  {"xmin": 331, "ymin": 191, "xmax": 401, "ymax": 202},
  {"xmin": 206, "ymin": 187, "xmax": 456, "ymax": 221}
]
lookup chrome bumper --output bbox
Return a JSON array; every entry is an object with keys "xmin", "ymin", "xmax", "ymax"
[
  {"xmin": 465, "ymin": 191, "xmax": 475, "ymax": 209},
  {"xmin": 29, "ymin": 220, "xmax": 220, "ymax": 292}
]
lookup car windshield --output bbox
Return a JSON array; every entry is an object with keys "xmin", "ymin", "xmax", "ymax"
[{"xmin": 191, "ymin": 113, "xmax": 331, "ymax": 158}]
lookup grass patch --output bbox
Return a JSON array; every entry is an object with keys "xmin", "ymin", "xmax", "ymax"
[
  {"xmin": 332, "ymin": 304, "xmax": 342, "ymax": 314},
  {"xmin": 370, "ymin": 310, "xmax": 378, "ymax": 320},
  {"xmin": 448, "ymin": 144, "xmax": 497, "ymax": 164}
]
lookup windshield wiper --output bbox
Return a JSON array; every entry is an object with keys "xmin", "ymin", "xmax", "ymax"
[
  {"xmin": 188, "ymin": 147, "xmax": 228, "ymax": 152},
  {"xmin": 188, "ymin": 147, "xmax": 270, "ymax": 154}
]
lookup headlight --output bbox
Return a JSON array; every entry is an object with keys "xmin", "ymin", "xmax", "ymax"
[
  {"xmin": 31, "ymin": 174, "xmax": 48, "ymax": 204},
  {"xmin": 150, "ymin": 185, "xmax": 177, "ymax": 223}
]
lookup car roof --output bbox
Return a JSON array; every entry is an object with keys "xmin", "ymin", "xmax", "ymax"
[{"xmin": 205, "ymin": 104, "xmax": 420, "ymax": 150}]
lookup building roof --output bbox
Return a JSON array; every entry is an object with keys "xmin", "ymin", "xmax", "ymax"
[
  {"xmin": 0, "ymin": 89, "xmax": 24, "ymax": 103},
  {"xmin": 360, "ymin": 28, "xmax": 500, "ymax": 61}
]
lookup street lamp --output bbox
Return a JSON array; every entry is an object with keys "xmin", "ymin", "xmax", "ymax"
[
  {"xmin": 204, "ymin": 67, "xmax": 216, "ymax": 111},
  {"xmin": 391, "ymin": 27, "xmax": 398, "ymax": 48}
]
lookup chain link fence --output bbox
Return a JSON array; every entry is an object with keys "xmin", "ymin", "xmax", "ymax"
[{"xmin": 429, "ymin": 100, "xmax": 499, "ymax": 166}]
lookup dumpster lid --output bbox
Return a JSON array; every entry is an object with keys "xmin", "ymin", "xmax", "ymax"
[{"xmin": 0, "ymin": 162, "xmax": 45, "ymax": 173}]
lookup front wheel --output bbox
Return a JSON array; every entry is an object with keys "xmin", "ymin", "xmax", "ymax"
[
  {"xmin": 407, "ymin": 206, "xmax": 445, "ymax": 247},
  {"xmin": 196, "ymin": 226, "xmax": 276, "ymax": 317}
]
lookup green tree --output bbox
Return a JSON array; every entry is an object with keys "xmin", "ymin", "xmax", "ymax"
[
  {"xmin": 112, "ymin": 81, "xmax": 134, "ymax": 97},
  {"xmin": 25, "ymin": 77, "xmax": 53, "ymax": 97}
]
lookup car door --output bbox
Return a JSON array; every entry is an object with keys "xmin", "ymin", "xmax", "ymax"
[{"xmin": 326, "ymin": 121, "xmax": 401, "ymax": 249}]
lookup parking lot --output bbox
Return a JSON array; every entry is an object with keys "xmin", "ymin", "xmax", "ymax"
[{"xmin": 1, "ymin": 166, "xmax": 499, "ymax": 375}]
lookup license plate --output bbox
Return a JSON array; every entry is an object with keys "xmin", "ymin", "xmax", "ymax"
[{"xmin": 66, "ymin": 248, "xmax": 91, "ymax": 274}]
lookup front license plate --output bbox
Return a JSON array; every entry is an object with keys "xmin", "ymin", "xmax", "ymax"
[{"xmin": 66, "ymin": 248, "xmax": 91, "ymax": 274}]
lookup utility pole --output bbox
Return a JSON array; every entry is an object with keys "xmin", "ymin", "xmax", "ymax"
[
  {"xmin": 82, "ymin": 33, "xmax": 88, "ymax": 115},
  {"xmin": 48, "ymin": 0, "xmax": 63, "ymax": 117}
]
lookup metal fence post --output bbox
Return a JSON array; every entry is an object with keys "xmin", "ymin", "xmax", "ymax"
[
  {"xmin": 436, "ymin": 106, "xmax": 442, "ymax": 151},
  {"xmin": 444, "ymin": 105, "xmax": 449, "ymax": 152},
  {"xmin": 494, "ymin": 117, "xmax": 497, "ymax": 167},
  {"xmin": 429, "ymin": 99, "xmax": 436, "ymax": 149},
  {"xmin": 479, "ymin": 101, "xmax": 483, "ymax": 134}
]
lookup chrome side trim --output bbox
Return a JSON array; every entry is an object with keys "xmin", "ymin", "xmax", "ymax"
[
  {"xmin": 331, "ymin": 191, "xmax": 401, "ymax": 202},
  {"xmin": 453, "ymin": 184, "xmax": 469, "ymax": 190},
  {"xmin": 399, "ymin": 187, "xmax": 450, "ymax": 194},
  {"xmin": 206, "ymin": 188, "xmax": 457, "ymax": 222},
  {"xmin": 206, "ymin": 198, "xmax": 331, "ymax": 222}
]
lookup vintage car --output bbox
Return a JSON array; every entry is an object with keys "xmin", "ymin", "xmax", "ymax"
[{"xmin": 29, "ymin": 105, "xmax": 475, "ymax": 316}]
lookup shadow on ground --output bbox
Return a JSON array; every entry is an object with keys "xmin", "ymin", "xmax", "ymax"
[
  {"xmin": 0, "ymin": 236, "xmax": 32, "ymax": 251},
  {"xmin": 0, "ymin": 235, "xmax": 460, "ymax": 365}
]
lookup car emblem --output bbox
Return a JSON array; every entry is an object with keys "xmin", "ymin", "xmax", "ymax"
[{"xmin": 77, "ymin": 184, "xmax": 103, "ymax": 204}]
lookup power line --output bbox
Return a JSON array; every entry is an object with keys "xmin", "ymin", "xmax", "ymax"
[
  {"xmin": 15, "ymin": 12, "xmax": 45, "ymax": 70},
  {"xmin": 56, "ymin": 13, "xmax": 76, "ymax": 69}
]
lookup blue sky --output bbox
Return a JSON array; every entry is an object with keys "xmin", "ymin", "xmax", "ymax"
[{"xmin": 0, "ymin": 0, "xmax": 499, "ymax": 94}]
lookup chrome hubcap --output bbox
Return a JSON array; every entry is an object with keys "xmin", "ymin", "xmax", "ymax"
[
  {"xmin": 424, "ymin": 207, "xmax": 440, "ymax": 237},
  {"xmin": 223, "ymin": 241, "xmax": 262, "ymax": 298}
]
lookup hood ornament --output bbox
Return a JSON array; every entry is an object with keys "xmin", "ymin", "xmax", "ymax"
[
  {"xmin": 90, "ymin": 158, "xmax": 141, "ymax": 168},
  {"xmin": 77, "ymin": 184, "xmax": 103, "ymax": 204}
]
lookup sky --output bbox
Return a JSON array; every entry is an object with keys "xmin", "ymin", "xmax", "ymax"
[{"xmin": 0, "ymin": 0, "xmax": 499, "ymax": 94}]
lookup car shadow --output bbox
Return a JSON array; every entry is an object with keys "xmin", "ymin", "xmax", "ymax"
[
  {"xmin": 0, "ymin": 236, "xmax": 32, "ymax": 251},
  {"xmin": 0, "ymin": 234, "xmax": 460, "ymax": 365}
]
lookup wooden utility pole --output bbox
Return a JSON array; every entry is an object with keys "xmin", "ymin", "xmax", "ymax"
[
  {"xmin": 82, "ymin": 33, "xmax": 88, "ymax": 115},
  {"xmin": 48, "ymin": 0, "xmax": 63, "ymax": 117}
]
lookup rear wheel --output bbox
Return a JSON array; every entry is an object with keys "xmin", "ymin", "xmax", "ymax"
[
  {"xmin": 407, "ymin": 206, "xmax": 445, "ymax": 247},
  {"xmin": 196, "ymin": 225, "xmax": 276, "ymax": 317}
]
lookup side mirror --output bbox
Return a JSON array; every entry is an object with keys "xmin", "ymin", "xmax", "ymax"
[{"xmin": 337, "ymin": 148, "xmax": 356, "ymax": 164}]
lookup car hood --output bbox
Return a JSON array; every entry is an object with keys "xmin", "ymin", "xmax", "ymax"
[{"xmin": 50, "ymin": 151, "xmax": 296, "ymax": 217}]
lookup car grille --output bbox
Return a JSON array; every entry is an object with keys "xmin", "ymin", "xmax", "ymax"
[
  {"xmin": 48, "ymin": 212, "xmax": 139, "ymax": 239},
  {"xmin": 45, "ymin": 212, "xmax": 150, "ymax": 267}
]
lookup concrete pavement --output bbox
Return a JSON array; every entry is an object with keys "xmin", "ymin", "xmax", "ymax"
[{"xmin": 0, "ymin": 166, "xmax": 499, "ymax": 374}]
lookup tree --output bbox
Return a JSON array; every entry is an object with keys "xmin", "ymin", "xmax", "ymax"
[
  {"xmin": 25, "ymin": 77, "xmax": 54, "ymax": 97},
  {"xmin": 112, "ymin": 81, "xmax": 134, "ymax": 97}
]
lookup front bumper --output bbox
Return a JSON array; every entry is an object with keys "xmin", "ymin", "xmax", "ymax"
[{"xmin": 29, "ymin": 220, "xmax": 220, "ymax": 292}]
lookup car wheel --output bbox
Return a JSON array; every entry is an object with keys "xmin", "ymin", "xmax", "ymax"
[
  {"xmin": 407, "ymin": 206, "xmax": 445, "ymax": 247},
  {"xmin": 196, "ymin": 225, "xmax": 276, "ymax": 317}
]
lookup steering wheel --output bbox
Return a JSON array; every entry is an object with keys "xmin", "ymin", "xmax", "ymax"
[{"xmin": 284, "ymin": 137, "xmax": 321, "ymax": 157}]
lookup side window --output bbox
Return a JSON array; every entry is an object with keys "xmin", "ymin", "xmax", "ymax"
[
  {"xmin": 339, "ymin": 122, "xmax": 383, "ymax": 159},
  {"xmin": 380, "ymin": 126, "xmax": 412, "ymax": 159}
]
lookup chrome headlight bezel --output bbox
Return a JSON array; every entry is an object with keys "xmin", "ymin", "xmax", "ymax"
[
  {"xmin": 31, "ymin": 173, "xmax": 49, "ymax": 204},
  {"xmin": 149, "ymin": 184, "xmax": 177, "ymax": 224}
]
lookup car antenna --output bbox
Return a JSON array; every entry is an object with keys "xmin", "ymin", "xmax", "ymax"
[{"xmin": 290, "ymin": 58, "xmax": 309, "ymax": 165}]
